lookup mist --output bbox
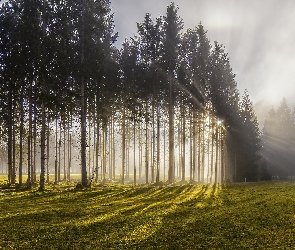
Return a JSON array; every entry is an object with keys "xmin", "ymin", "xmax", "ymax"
[{"xmin": 111, "ymin": 0, "xmax": 295, "ymax": 107}]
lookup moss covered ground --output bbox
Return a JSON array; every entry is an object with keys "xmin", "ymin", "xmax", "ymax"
[{"xmin": 1, "ymin": 179, "xmax": 295, "ymax": 249}]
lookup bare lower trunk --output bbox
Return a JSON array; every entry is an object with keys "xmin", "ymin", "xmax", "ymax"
[
  {"xmin": 40, "ymin": 102, "xmax": 46, "ymax": 190},
  {"xmin": 168, "ymin": 73, "xmax": 174, "ymax": 183},
  {"xmin": 145, "ymin": 101, "xmax": 149, "ymax": 184},
  {"xmin": 182, "ymin": 108, "xmax": 185, "ymax": 182},
  {"xmin": 19, "ymin": 93, "xmax": 24, "ymax": 185},
  {"xmin": 121, "ymin": 105, "xmax": 126, "ymax": 184},
  {"xmin": 156, "ymin": 104, "xmax": 160, "ymax": 184}
]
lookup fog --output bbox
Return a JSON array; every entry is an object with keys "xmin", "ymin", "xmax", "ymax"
[{"xmin": 111, "ymin": 0, "xmax": 295, "ymax": 107}]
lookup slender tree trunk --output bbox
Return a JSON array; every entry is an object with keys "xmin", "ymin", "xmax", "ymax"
[
  {"xmin": 178, "ymin": 118, "xmax": 181, "ymax": 180},
  {"xmin": 58, "ymin": 119, "xmax": 61, "ymax": 183},
  {"xmin": 112, "ymin": 117, "xmax": 115, "ymax": 180},
  {"xmin": 121, "ymin": 105, "xmax": 126, "ymax": 184},
  {"xmin": 80, "ymin": 0, "xmax": 87, "ymax": 187},
  {"xmin": 95, "ymin": 120, "xmax": 99, "ymax": 183},
  {"xmin": 201, "ymin": 114, "xmax": 205, "ymax": 183},
  {"xmin": 12, "ymin": 83, "xmax": 16, "ymax": 185},
  {"xmin": 215, "ymin": 126, "xmax": 219, "ymax": 184},
  {"xmin": 67, "ymin": 111, "xmax": 72, "ymax": 182},
  {"xmin": 126, "ymin": 119, "xmax": 130, "ymax": 179},
  {"xmin": 139, "ymin": 121, "xmax": 142, "ymax": 181},
  {"xmin": 133, "ymin": 114, "xmax": 136, "ymax": 185},
  {"xmin": 103, "ymin": 126, "xmax": 107, "ymax": 181},
  {"xmin": 7, "ymin": 82, "xmax": 13, "ymax": 184},
  {"xmin": 46, "ymin": 116, "xmax": 50, "ymax": 183},
  {"xmin": 168, "ymin": 73, "xmax": 174, "ymax": 183},
  {"xmin": 32, "ymin": 102, "xmax": 37, "ymax": 183},
  {"xmin": 40, "ymin": 4, "xmax": 46, "ymax": 190},
  {"xmin": 108, "ymin": 121, "xmax": 112, "ymax": 180},
  {"xmin": 145, "ymin": 100, "xmax": 149, "ymax": 184},
  {"xmin": 193, "ymin": 110, "xmax": 197, "ymax": 181},
  {"xmin": 189, "ymin": 109, "xmax": 193, "ymax": 182},
  {"xmin": 54, "ymin": 114, "xmax": 58, "ymax": 184},
  {"xmin": 182, "ymin": 108, "xmax": 185, "ymax": 182},
  {"xmin": 63, "ymin": 117, "xmax": 66, "ymax": 181},
  {"xmin": 151, "ymin": 97, "xmax": 155, "ymax": 183},
  {"xmin": 207, "ymin": 117, "xmax": 210, "ymax": 182},
  {"xmin": 156, "ymin": 104, "xmax": 160, "ymax": 184},
  {"xmin": 198, "ymin": 114, "xmax": 202, "ymax": 183},
  {"xmin": 163, "ymin": 122, "xmax": 166, "ymax": 182},
  {"xmin": 19, "ymin": 92, "xmax": 24, "ymax": 185},
  {"xmin": 210, "ymin": 121, "xmax": 214, "ymax": 183},
  {"xmin": 40, "ymin": 101, "xmax": 46, "ymax": 190},
  {"xmin": 27, "ymin": 80, "xmax": 32, "ymax": 188}
]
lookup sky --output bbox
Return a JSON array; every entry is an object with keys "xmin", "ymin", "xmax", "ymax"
[
  {"xmin": 1, "ymin": 0, "xmax": 295, "ymax": 107},
  {"xmin": 111, "ymin": 0, "xmax": 295, "ymax": 108}
]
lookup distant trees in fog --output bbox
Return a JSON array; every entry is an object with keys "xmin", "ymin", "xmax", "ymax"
[{"xmin": 262, "ymin": 98, "xmax": 295, "ymax": 179}]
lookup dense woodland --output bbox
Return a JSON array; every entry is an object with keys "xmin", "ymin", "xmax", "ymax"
[{"xmin": 0, "ymin": 0, "xmax": 262, "ymax": 189}]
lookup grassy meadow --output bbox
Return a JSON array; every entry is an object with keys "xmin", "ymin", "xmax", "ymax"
[{"xmin": 1, "ymin": 178, "xmax": 295, "ymax": 249}]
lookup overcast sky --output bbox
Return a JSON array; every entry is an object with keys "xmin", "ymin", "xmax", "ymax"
[
  {"xmin": 1, "ymin": 0, "xmax": 295, "ymax": 107},
  {"xmin": 111, "ymin": 0, "xmax": 295, "ymax": 108}
]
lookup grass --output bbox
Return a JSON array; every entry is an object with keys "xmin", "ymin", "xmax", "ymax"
[{"xmin": 1, "ymin": 181, "xmax": 295, "ymax": 249}]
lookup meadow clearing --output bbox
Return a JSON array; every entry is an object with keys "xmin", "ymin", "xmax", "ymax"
[{"xmin": 1, "ymin": 178, "xmax": 295, "ymax": 249}]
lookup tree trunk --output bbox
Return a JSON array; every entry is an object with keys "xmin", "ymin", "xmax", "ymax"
[
  {"xmin": 27, "ymin": 80, "xmax": 32, "ymax": 188},
  {"xmin": 58, "ymin": 119, "xmax": 61, "ymax": 183},
  {"xmin": 139, "ymin": 121, "xmax": 142, "ymax": 181},
  {"xmin": 63, "ymin": 117, "xmax": 66, "ymax": 181},
  {"xmin": 121, "ymin": 105, "xmax": 126, "ymax": 184},
  {"xmin": 168, "ymin": 73, "xmax": 174, "ymax": 183},
  {"xmin": 156, "ymin": 104, "xmax": 160, "ymax": 184},
  {"xmin": 210, "ymin": 121, "xmax": 214, "ymax": 183},
  {"xmin": 80, "ymin": 0, "xmax": 87, "ymax": 187},
  {"xmin": 151, "ymin": 97, "xmax": 155, "ymax": 183},
  {"xmin": 95, "ymin": 119, "xmax": 99, "ymax": 183},
  {"xmin": 193, "ymin": 110, "xmax": 197, "ymax": 181},
  {"xmin": 39, "ymin": 101, "xmax": 46, "ymax": 190},
  {"xmin": 133, "ymin": 114, "xmax": 136, "ymax": 185},
  {"xmin": 19, "ymin": 91, "xmax": 24, "ymax": 185},
  {"xmin": 7, "ymin": 81, "xmax": 13, "ymax": 184},
  {"xmin": 32, "ymin": 101, "xmax": 37, "ymax": 183},
  {"xmin": 189, "ymin": 108, "xmax": 193, "ymax": 182},
  {"xmin": 182, "ymin": 108, "xmax": 185, "ymax": 182},
  {"xmin": 145, "ymin": 100, "xmax": 149, "ymax": 184},
  {"xmin": 46, "ymin": 115, "xmax": 50, "ymax": 183},
  {"xmin": 54, "ymin": 113, "xmax": 58, "ymax": 184},
  {"xmin": 215, "ymin": 126, "xmax": 219, "ymax": 184}
]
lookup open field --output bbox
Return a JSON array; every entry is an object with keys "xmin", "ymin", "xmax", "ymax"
[{"xmin": 1, "ymin": 181, "xmax": 295, "ymax": 249}]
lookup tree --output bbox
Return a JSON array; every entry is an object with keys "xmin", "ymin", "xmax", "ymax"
[
  {"xmin": 238, "ymin": 90, "xmax": 261, "ymax": 181},
  {"xmin": 161, "ymin": 3, "xmax": 183, "ymax": 183}
]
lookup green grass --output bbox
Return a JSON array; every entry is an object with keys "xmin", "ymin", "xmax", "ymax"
[{"xmin": 1, "ymin": 181, "xmax": 295, "ymax": 249}]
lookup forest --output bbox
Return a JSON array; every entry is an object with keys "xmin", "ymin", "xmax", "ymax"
[{"xmin": 0, "ymin": 0, "xmax": 270, "ymax": 190}]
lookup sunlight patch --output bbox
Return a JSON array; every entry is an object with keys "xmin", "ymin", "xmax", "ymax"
[{"xmin": 122, "ymin": 217, "xmax": 162, "ymax": 244}]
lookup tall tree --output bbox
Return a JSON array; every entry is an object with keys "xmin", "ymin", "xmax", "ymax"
[
  {"xmin": 238, "ymin": 90, "xmax": 261, "ymax": 181},
  {"xmin": 161, "ymin": 3, "xmax": 183, "ymax": 183}
]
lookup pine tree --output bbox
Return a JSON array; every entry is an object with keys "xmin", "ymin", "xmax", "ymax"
[
  {"xmin": 238, "ymin": 90, "xmax": 261, "ymax": 181},
  {"xmin": 161, "ymin": 3, "xmax": 183, "ymax": 183}
]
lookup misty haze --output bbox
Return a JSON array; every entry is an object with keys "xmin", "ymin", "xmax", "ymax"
[{"xmin": 1, "ymin": 0, "xmax": 295, "ymax": 249}]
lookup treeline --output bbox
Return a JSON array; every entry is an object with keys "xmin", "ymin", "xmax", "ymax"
[
  {"xmin": 0, "ymin": 0, "xmax": 261, "ymax": 189},
  {"xmin": 262, "ymin": 98, "xmax": 295, "ymax": 179}
]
